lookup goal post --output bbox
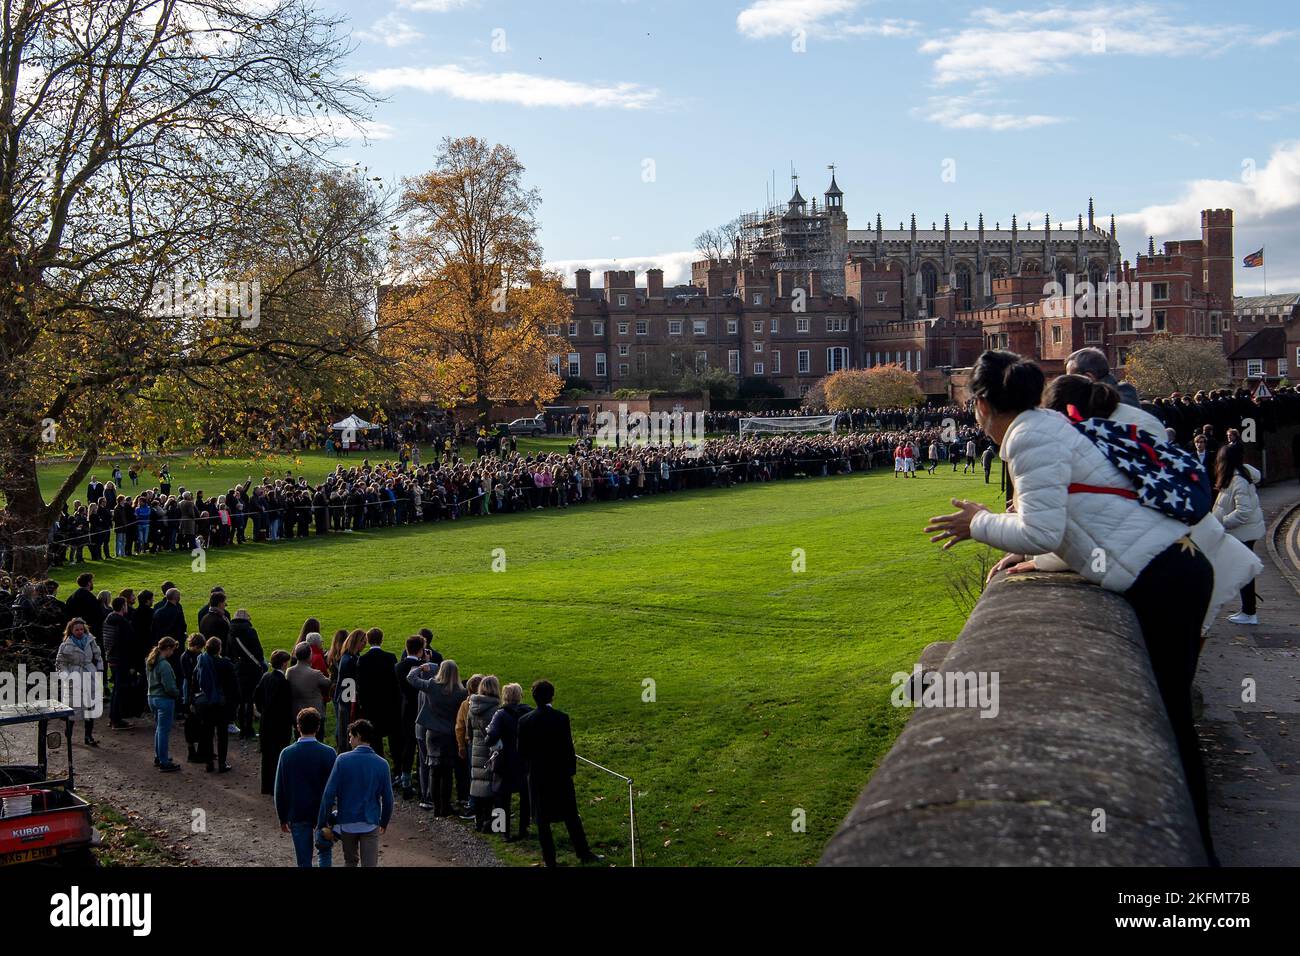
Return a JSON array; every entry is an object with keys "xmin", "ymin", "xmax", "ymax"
[{"xmin": 738, "ymin": 415, "xmax": 838, "ymax": 437}]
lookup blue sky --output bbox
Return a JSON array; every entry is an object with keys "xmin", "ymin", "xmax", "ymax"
[{"xmin": 324, "ymin": 0, "xmax": 1300, "ymax": 294}]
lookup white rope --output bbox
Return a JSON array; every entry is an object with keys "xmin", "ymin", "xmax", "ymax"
[{"xmin": 576, "ymin": 753, "xmax": 637, "ymax": 867}]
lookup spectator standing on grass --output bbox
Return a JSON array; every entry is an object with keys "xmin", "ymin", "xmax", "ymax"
[
  {"xmin": 316, "ymin": 719, "xmax": 393, "ymax": 868},
  {"xmin": 287, "ymin": 642, "xmax": 332, "ymax": 741},
  {"xmin": 102, "ymin": 595, "xmax": 136, "ymax": 731},
  {"xmin": 982, "ymin": 445, "xmax": 995, "ymax": 484},
  {"xmin": 466, "ymin": 675, "xmax": 502, "ymax": 832},
  {"xmin": 486, "ymin": 681, "xmax": 532, "ymax": 842},
  {"xmin": 1213, "ymin": 442, "xmax": 1266, "ymax": 626},
  {"xmin": 274, "ymin": 708, "xmax": 337, "ymax": 868},
  {"xmin": 455, "ymin": 673, "xmax": 483, "ymax": 817},
  {"xmin": 517, "ymin": 679, "xmax": 599, "ymax": 867},
  {"xmin": 146, "ymin": 637, "xmax": 182, "ymax": 772},
  {"xmin": 253, "ymin": 650, "xmax": 295, "ymax": 795},
  {"xmin": 394, "ymin": 635, "xmax": 428, "ymax": 800},
  {"xmin": 178, "ymin": 634, "xmax": 205, "ymax": 762},
  {"xmin": 66, "ymin": 572, "xmax": 102, "ymax": 637},
  {"xmin": 228, "ymin": 608, "xmax": 266, "ymax": 740},
  {"xmin": 924, "ymin": 350, "xmax": 1261, "ymax": 866},
  {"xmin": 407, "ymin": 658, "xmax": 466, "ymax": 815},
  {"xmin": 355, "ymin": 627, "xmax": 399, "ymax": 761},
  {"xmin": 333, "ymin": 629, "xmax": 366, "ymax": 752},
  {"xmin": 55, "ymin": 618, "xmax": 103, "ymax": 747},
  {"xmin": 193, "ymin": 637, "xmax": 238, "ymax": 773}
]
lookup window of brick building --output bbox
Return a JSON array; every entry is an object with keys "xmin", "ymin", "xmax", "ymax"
[
  {"xmin": 617, "ymin": 294, "xmax": 628, "ymax": 307},
  {"xmin": 567, "ymin": 322, "xmax": 577, "ymax": 336},
  {"xmin": 669, "ymin": 319, "xmax": 682, "ymax": 335},
  {"xmin": 772, "ymin": 351, "xmax": 781, "ymax": 373},
  {"xmin": 1118, "ymin": 314, "xmax": 1134, "ymax": 333},
  {"xmin": 1154, "ymin": 310, "xmax": 1166, "ymax": 332},
  {"xmin": 567, "ymin": 353, "xmax": 580, "ymax": 377},
  {"xmin": 876, "ymin": 291, "xmax": 886, "ymax": 304},
  {"xmin": 771, "ymin": 318, "xmax": 779, "ymax": 333},
  {"xmin": 1247, "ymin": 358, "xmax": 1263, "ymax": 378},
  {"xmin": 1210, "ymin": 313, "xmax": 1221, "ymax": 335},
  {"xmin": 796, "ymin": 317, "xmax": 809, "ymax": 332},
  {"xmin": 636, "ymin": 352, "xmax": 647, "ymax": 373},
  {"xmin": 753, "ymin": 341, "xmax": 763, "ymax": 352},
  {"xmin": 798, "ymin": 349, "xmax": 810, "ymax": 373},
  {"xmin": 618, "ymin": 321, "xmax": 629, "ymax": 335},
  {"xmin": 1052, "ymin": 326, "xmax": 1062, "ymax": 345},
  {"xmin": 752, "ymin": 320, "xmax": 762, "ymax": 333},
  {"xmin": 618, "ymin": 344, "xmax": 629, "ymax": 356},
  {"xmin": 695, "ymin": 350, "xmax": 708, "ymax": 371},
  {"xmin": 753, "ymin": 293, "xmax": 764, "ymax": 306},
  {"xmin": 693, "ymin": 319, "xmax": 707, "ymax": 335},
  {"xmin": 1151, "ymin": 282, "xmax": 1168, "ymax": 301},
  {"xmin": 799, "ymin": 383, "xmax": 811, "ymax": 397},
  {"xmin": 727, "ymin": 319, "xmax": 738, "ymax": 334},
  {"xmin": 1085, "ymin": 324, "xmax": 1101, "ymax": 344},
  {"xmin": 826, "ymin": 316, "xmax": 848, "ymax": 332},
  {"xmin": 825, "ymin": 347, "xmax": 846, "ymax": 373},
  {"xmin": 636, "ymin": 320, "xmax": 648, "ymax": 335},
  {"xmin": 593, "ymin": 320, "xmax": 605, "ymax": 336},
  {"xmin": 595, "ymin": 353, "xmax": 607, "ymax": 377},
  {"xmin": 754, "ymin": 361, "xmax": 765, "ymax": 375},
  {"xmin": 728, "ymin": 349, "xmax": 740, "ymax": 374},
  {"xmin": 618, "ymin": 363, "xmax": 629, "ymax": 375}
]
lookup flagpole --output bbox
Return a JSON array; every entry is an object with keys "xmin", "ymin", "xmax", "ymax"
[{"xmin": 1263, "ymin": 245, "xmax": 1268, "ymax": 295}]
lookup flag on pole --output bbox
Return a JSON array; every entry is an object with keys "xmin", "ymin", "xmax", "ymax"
[{"xmin": 1243, "ymin": 248, "xmax": 1265, "ymax": 268}]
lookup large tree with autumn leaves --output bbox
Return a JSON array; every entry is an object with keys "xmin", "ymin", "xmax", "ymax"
[
  {"xmin": 383, "ymin": 136, "xmax": 569, "ymax": 421},
  {"xmin": 0, "ymin": 0, "xmax": 396, "ymax": 575}
]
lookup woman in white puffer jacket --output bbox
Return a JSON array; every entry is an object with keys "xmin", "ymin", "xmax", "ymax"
[
  {"xmin": 1212, "ymin": 442, "xmax": 1266, "ymax": 624},
  {"xmin": 925, "ymin": 353, "xmax": 1257, "ymax": 864}
]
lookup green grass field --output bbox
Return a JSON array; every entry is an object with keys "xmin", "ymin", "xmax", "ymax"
[{"xmin": 40, "ymin": 455, "xmax": 1004, "ymax": 866}]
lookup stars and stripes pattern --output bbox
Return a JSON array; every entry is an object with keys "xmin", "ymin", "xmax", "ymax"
[{"xmin": 1072, "ymin": 418, "xmax": 1212, "ymax": 524}]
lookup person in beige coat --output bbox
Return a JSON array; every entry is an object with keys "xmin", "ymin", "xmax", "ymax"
[
  {"xmin": 1212, "ymin": 443, "xmax": 1266, "ymax": 625},
  {"xmin": 55, "ymin": 618, "xmax": 105, "ymax": 745}
]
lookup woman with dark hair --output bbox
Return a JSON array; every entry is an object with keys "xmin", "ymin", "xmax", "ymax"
[
  {"xmin": 333, "ymin": 629, "xmax": 366, "ymax": 752},
  {"xmin": 926, "ymin": 350, "xmax": 1258, "ymax": 864},
  {"xmin": 1212, "ymin": 442, "xmax": 1265, "ymax": 625}
]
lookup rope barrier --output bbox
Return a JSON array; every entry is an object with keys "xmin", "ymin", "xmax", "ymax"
[{"xmin": 576, "ymin": 753, "xmax": 637, "ymax": 867}]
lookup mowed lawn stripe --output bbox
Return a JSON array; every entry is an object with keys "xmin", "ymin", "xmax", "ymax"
[{"xmin": 44, "ymin": 462, "xmax": 1003, "ymax": 865}]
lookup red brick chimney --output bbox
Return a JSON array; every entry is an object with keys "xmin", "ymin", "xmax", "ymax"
[
  {"xmin": 575, "ymin": 268, "xmax": 590, "ymax": 295},
  {"xmin": 645, "ymin": 268, "xmax": 664, "ymax": 298}
]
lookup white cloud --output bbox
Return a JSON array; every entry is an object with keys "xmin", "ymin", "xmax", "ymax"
[
  {"xmin": 1118, "ymin": 141, "xmax": 1300, "ymax": 238},
  {"xmin": 736, "ymin": 1, "xmax": 917, "ymax": 40},
  {"xmin": 361, "ymin": 65, "xmax": 660, "ymax": 110},
  {"xmin": 397, "ymin": 0, "xmax": 474, "ymax": 11},
  {"xmin": 264, "ymin": 115, "xmax": 396, "ymax": 141},
  {"xmin": 356, "ymin": 13, "xmax": 424, "ymax": 48},
  {"xmin": 919, "ymin": 4, "xmax": 1259, "ymax": 86},
  {"xmin": 546, "ymin": 251, "xmax": 699, "ymax": 287},
  {"xmin": 1114, "ymin": 141, "xmax": 1300, "ymax": 294},
  {"xmin": 915, "ymin": 95, "xmax": 1062, "ymax": 130}
]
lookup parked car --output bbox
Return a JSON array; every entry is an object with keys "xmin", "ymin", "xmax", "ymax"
[{"xmin": 506, "ymin": 417, "xmax": 546, "ymax": 437}]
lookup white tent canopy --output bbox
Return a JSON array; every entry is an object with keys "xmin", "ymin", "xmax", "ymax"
[{"xmin": 331, "ymin": 414, "xmax": 378, "ymax": 431}]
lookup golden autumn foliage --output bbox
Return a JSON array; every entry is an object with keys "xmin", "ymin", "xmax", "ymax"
[
  {"xmin": 381, "ymin": 137, "xmax": 568, "ymax": 418},
  {"xmin": 822, "ymin": 365, "xmax": 923, "ymax": 411}
]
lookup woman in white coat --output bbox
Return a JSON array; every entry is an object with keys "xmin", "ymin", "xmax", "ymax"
[
  {"xmin": 1212, "ymin": 442, "xmax": 1266, "ymax": 624},
  {"xmin": 925, "ymin": 351, "xmax": 1246, "ymax": 862},
  {"xmin": 55, "ymin": 617, "xmax": 105, "ymax": 746}
]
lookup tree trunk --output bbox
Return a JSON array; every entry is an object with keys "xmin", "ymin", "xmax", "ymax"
[{"xmin": 0, "ymin": 438, "xmax": 51, "ymax": 578}]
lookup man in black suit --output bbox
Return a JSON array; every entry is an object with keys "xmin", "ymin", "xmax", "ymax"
[
  {"xmin": 517, "ymin": 680, "xmax": 599, "ymax": 867},
  {"xmin": 393, "ymin": 633, "xmax": 440, "ymax": 799},
  {"xmin": 355, "ymin": 628, "xmax": 399, "ymax": 762},
  {"xmin": 65, "ymin": 572, "xmax": 103, "ymax": 636},
  {"xmin": 87, "ymin": 476, "xmax": 105, "ymax": 507}
]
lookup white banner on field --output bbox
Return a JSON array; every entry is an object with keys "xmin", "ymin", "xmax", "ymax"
[{"xmin": 738, "ymin": 415, "xmax": 836, "ymax": 437}]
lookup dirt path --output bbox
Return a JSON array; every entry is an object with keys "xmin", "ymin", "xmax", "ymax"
[{"xmin": 57, "ymin": 722, "xmax": 500, "ymax": 867}]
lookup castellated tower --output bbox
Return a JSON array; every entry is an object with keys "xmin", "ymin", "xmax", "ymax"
[{"xmin": 1201, "ymin": 208, "xmax": 1234, "ymax": 307}]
